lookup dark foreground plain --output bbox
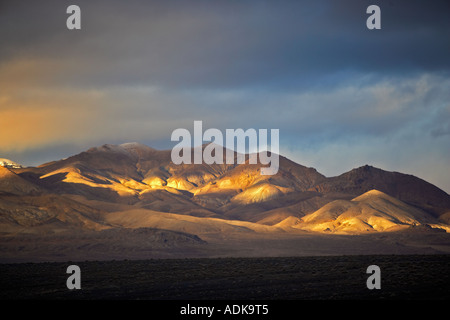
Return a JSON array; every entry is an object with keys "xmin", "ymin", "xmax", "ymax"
[{"xmin": 0, "ymin": 254, "xmax": 448, "ymax": 300}]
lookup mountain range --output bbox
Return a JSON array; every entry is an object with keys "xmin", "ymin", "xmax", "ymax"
[{"xmin": 1, "ymin": 142, "xmax": 450, "ymax": 261}]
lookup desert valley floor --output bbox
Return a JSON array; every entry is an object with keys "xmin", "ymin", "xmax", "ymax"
[
  {"xmin": 1, "ymin": 225, "xmax": 450, "ymax": 263},
  {"xmin": 1, "ymin": 254, "xmax": 449, "ymax": 300}
]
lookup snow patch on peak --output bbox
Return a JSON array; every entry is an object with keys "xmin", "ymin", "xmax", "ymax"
[
  {"xmin": 0, "ymin": 158, "xmax": 23, "ymax": 169},
  {"xmin": 88, "ymin": 144, "xmax": 130, "ymax": 155},
  {"xmin": 120, "ymin": 142, "xmax": 155, "ymax": 151},
  {"xmin": 86, "ymin": 143, "xmax": 155, "ymax": 159}
]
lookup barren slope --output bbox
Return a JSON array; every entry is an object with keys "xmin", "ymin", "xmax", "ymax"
[{"xmin": 283, "ymin": 190, "xmax": 447, "ymax": 234}]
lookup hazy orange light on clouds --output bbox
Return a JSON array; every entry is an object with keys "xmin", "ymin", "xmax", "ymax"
[
  {"xmin": 0, "ymin": 105, "xmax": 91, "ymax": 152},
  {"xmin": 0, "ymin": 58, "xmax": 105, "ymax": 152},
  {"xmin": 0, "ymin": 58, "xmax": 178, "ymax": 153}
]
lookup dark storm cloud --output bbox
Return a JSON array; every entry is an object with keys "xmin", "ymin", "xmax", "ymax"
[{"xmin": 1, "ymin": 0, "xmax": 449, "ymax": 90}]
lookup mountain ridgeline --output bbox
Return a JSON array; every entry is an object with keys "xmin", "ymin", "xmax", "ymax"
[{"xmin": 1, "ymin": 142, "xmax": 450, "ymax": 235}]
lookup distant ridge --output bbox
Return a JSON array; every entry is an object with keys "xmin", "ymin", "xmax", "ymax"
[{"xmin": 313, "ymin": 164, "xmax": 450, "ymax": 217}]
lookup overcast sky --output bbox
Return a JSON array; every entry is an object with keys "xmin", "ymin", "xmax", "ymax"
[{"xmin": 1, "ymin": 0, "xmax": 449, "ymax": 192}]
